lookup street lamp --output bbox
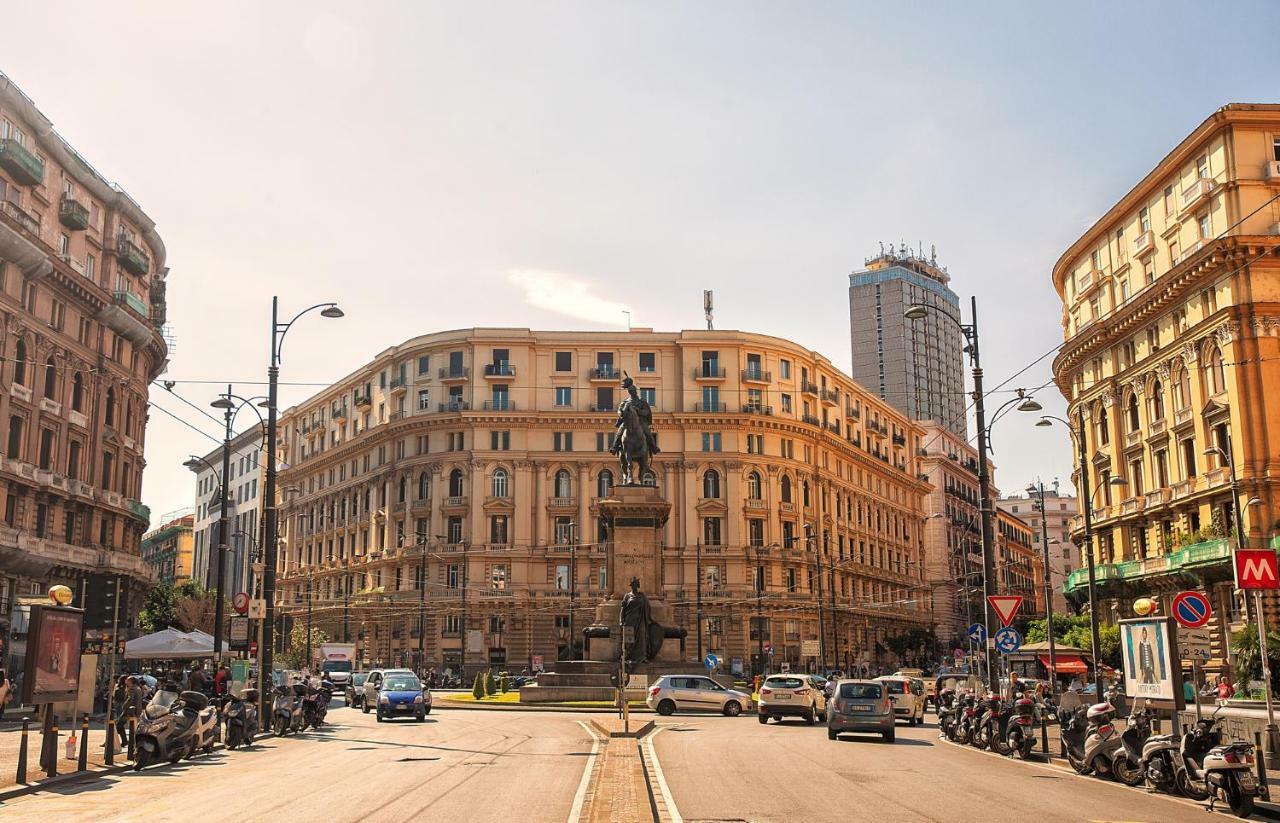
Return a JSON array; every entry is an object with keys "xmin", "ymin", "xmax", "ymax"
[
  {"xmin": 804, "ymin": 523, "xmax": 827, "ymax": 672},
  {"xmin": 261, "ymin": 298, "xmax": 342, "ymax": 719},
  {"xmin": 1026, "ymin": 480, "xmax": 1059, "ymax": 695},
  {"xmin": 1031, "ymin": 414, "xmax": 1127, "ymax": 696},
  {"xmin": 435, "ymin": 533, "xmax": 468, "ymax": 683}
]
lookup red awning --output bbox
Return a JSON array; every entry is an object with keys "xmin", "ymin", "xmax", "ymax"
[{"xmin": 1039, "ymin": 654, "xmax": 1088, "ymax": 674}]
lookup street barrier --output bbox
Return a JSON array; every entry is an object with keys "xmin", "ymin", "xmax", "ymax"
[
  {"xmin": 15, "ymin": 717, "xmax": 29, "ymax": 784},
  {"xmin": 78, "ymin": 714, "xmax": 90, "ymax": 770},
  {"xmin": 105, "ymin": 717, "xmax": 115, "ymax": 765}
]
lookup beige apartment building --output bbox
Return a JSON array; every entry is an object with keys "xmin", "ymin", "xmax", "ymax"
[
  {"xmin": 917, "ymin": 421, "xmax": 981, "ymax": 643},
  {"xmin": 141, "ymin": 515, "xmax": 195, "ymax": 585},
  {"xmin": 0, "ymin": 71, "xmax": 167, "ymax": 643},
  {"xmin": 1051, "ymin": 104, "xmax": 1280, "ymax": 666},
  {"xmin": 997, "ymin": 487, "xmax": 1079, "ymax": 614},
  {"xmin": 275, "ymin": 328, "xmax": 933, "ymax": 676}
]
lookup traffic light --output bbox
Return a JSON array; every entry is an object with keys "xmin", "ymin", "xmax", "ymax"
[{"xmin": 83, "ymin": 574, "xmax": 126, "ymax": 629}]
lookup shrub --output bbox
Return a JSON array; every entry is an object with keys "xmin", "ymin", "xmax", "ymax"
[
  {"xmin": 500, "ymin": 673, "xmax": 510, "ymax": 693},
  {"xmin": 472, "ymin": 671, "xmax": 485, "ymax": 700},
  {"xmin": 485, "ymin": 669, "xmax": 498, "ymax": 696}
]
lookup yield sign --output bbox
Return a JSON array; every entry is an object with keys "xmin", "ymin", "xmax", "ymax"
[
  {"xmin": 987, "ymin": 595, "xmax": 1023, "ymax": 627},
  {"xmin": 1234, "ymin": 550, "xmax": 1280, "ymax": 590}
]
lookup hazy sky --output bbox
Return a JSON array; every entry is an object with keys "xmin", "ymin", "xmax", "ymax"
[{"xmin": 6, "ymin": 1, "xmax": 1279, "ymax": 523}]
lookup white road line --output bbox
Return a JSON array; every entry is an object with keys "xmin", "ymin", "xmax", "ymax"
[
  {"xmin": 643, "ymin": 725, "xmax": 683, "ymax": 823},
  {"xmin": 568, "ymin": 720, "xmax": 602, "ymax": 823}
]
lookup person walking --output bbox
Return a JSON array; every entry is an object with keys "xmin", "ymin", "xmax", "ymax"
[
  {"xmin": 117, "ymin": 676, "xmax": 143, "ymax": 748},
  {"xmin": 214, "ymin": 665, "xmax": 229, "ymax": 696},
  {"xmin": 187, "ymin": 663, "xmax": 208, "ymax": 694},
  {"xmin": 1217, "ymin": 677, "xmax": 1235, "ymax": 705}
]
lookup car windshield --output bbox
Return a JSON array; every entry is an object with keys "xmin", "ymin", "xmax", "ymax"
[
  {"xmin": 352, "ymin": 674, "xmax": 367, "ymax": 685},
  {"xmin": 839, "ymin": 683, "xmax": 882, "ymax": 700},
  {"xmin": 384, "ymin": 678, "xmax": 420, "ymax": 691},
  {"xmin": 324, "ymin": 661, "xmax": 352, "ymax": 673},
  {"xmin": 879, "ymin": 680, "xmax": 907, "ymax": 694},
  {"xmin": 766, "ymin": 677, "xmax": 805, "ymax": 689}
]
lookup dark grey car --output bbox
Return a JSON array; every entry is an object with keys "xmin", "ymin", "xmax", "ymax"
[{"xmin": 826, "ymin": 679, "xmax": 895, "ymax": 742}]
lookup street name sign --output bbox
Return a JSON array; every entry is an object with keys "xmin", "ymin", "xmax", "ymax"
[
  {"xmin": 800, "ymin": 639, "xmax": 820, "ymax": 657},
  {"xmin": 987, "ymin": 595, "xmax": 1023, "ymax": 627},
  {"xmin": 1234, "ymin": 550, "xmax": 1280, "ymax": 590},
  {"xmin": 1171, "ymin": 591, "xmax": 1212, "ymax": 629}
]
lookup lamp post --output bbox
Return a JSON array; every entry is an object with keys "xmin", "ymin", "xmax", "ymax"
[
  {"xmin": 1031, "ymin": 414, "xmax": 1127, "ymax": 696},
  {"xmin": 696, "ymin": 539, "xmax": 704, "ymax": 663},
  {"xmin": 1027, "ymin": 480, "xmax": 1059, "ymax": 695},
  {"xmin": 568, "ymin": 521, "xmax": 578, "ymax": 662},
  {"xmin": 805, "ymin": 523, "xmax": 827, "ymax": 673},
  {"xmin": 435, "ymin": 533, "xmax": 468, "ymax": 682},
  {"xmin": 261, "ymin": 298, "xmax": 342, "ymax": 717}
]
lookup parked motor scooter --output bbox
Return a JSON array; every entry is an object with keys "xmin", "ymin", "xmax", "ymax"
[
  {"xmin": 955, "ymin": 692, "xmax": 978, "ymax": 745},
  {"xmin": 132, "ymin": 689, "xmax": 204, "ymax": 770},
  {"xmin": 1079, "ymin": 702, "xmax": 1123, "ymax": 779},
  {"xmin": 303, "ymin": 679, "xmax": 335, "ymax": 729},
  {"xmin": 223, "ymin": 688, "xmax": 260, "ymax": 749},
  {"xmin": 1175, "ymin": 708, "xmax": 1260, "ymax": 818},
  {"xmin": 1005, "ymin": 696, "xmax": 1038, "ymax": 760},
  {"xmin": 190, "ymin": 690, "xmax": 220, "ymax": 756},
  {"xmin": 1139, "ymin": 724, "xmax": 1181, "ymax": 794},
  {"xmin": 936, "ymin": 689, "xmax": 957, "ymax": 740},
  {"xmin": 1111, "ymin": 703, "xmax": 1152, "ymax": 786},
  {"xmin": 1060, "ymin": 703, "xmax": 1092, "ymax": 774},
  {"xmin": 974, "ymin": 694, "xmax": 1012, "ymax": 754},
  {"xmin": 272, "ymin": 684, "xmax": 298, "ymax": 736}
]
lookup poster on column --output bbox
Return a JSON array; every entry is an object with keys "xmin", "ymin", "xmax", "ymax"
[{"xmin": 1119, "ymin": 616, "xmax": 1179, "ymax": 704}]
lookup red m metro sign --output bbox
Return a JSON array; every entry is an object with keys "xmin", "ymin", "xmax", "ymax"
[{"xmin": 1234, "ymin": 550, "xmax": 1280, "ymax": 590}]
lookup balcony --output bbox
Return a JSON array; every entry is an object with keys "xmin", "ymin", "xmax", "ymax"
[
  {"xmin": 1064, "ymin": 537, "xmax": 1230, "ymax": 595},
  {"xmin": 589, "ymin": 366, "xmax": 618, "ymax": 381},
  {"xmin": 1181, "ymin": 177, "xmax": 1215, "ymax": 212},
  {"xmin": 482, "ymin": 400, "xmax": 515, "ymax": 411},
  {"xmin": 741, "ymin": 368, "xmax": 771, "ymax": 383},
  {"xmin": 1, "ymin": 200, "xmax": 40, "ymax": 237},
  {"xmin": 438, "ymin": 400, "xmax": 469, "ymax": 412},
  {"xmin": 483, "ymin": 362, "xmax": 516, "ymax": 379},
  {"xmin": 442, "ymin": 496, "xmax": 467, "ymax": 508},
  {"xmin": 114, "ymin": 289, "xmax": 148, "ymax": 318},
  {"xmin": 58, "ymin": 196, "xmax": 90, "ymax": 231},
  {"xmin": 892, "ymin": 433, "xmax": 906, "ymax": 446},
  {"xmin": 693, "ymin": 402, "xmax": 727, "ymax": 413},
  {"xmin": 801, "ymin": 414, "xmax": 821, "ymax": 426},
  {"xmin": 115, "ymin": 237, "xmax": 149, "ymax": 276},
  {"xmin": 800, "ymin": 381, "xmax": 818, "ymax": 396},
  {"xmin": 1124, "ymin": 429, "xmax": 1142, "ymax": 448},
  {"xmin": 0, "ymin": 138, "xmax": 44, "ymax": 186},
  {"xmin": 1119, "ymin": 496, "xmax": 1145, "ymax": 515},
  {"xmin": 548, "ymin": 497, "xmax": 575, "ymax": 509},
  {"xmin": 1133, "ymin": 229, "xmax": 1156, "ymax": 257},
  {"xmin": 1170, "ymin": 477, "xmax": 1197, "ymax": 500},
  {"xmin": 438, "ymin": 366, "xmax": 470, "ymax": 381},
  {"xmin": 389, "ymin": 378, "xmax": 407, "ymax": 395},
  {"xmin": 1204, "ymin": 466, "xmax": 1231, "ymax": 487},
  {"xmin": 354, "ymin": 392, "xmax": 371, "ymax": 407},
  {"xmin": 819, "ymin": 388, "xmax": 839, "ymax": 405},
  {"xmin": 1145, "ymin": 488, "xmax": 1171, "ymax": 509},
  {"xmin": 693, "ymin": 365, "xmax": 726, "ymax": 380},
  {"xmin": 333, "ymin": 407, "xmax": 347, "ymax": 420},
  {"xmin": 744, "ymin": 498, "xmax": 767, "ymax": 511},
  {"xmin": 741, "ymin": 404, "xmax": 773, "ymax": 416},
  {"xmin": 846, "ymin": 406, "xmax": 861, "ymax": 420}
]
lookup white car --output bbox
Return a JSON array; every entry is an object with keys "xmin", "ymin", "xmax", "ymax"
[
  {"xmin": 758, "ymin": 674, "xmax": 827, "ymax": 725},
  {"xmin": 875, "ymin": 676, "xmax": 925, "ymax": 726},
  {"xmin": 646, "ymin": 675, "xmax": 751, "ymax": 717}
]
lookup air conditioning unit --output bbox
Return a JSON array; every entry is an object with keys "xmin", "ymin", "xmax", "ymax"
[
  {"xmin": 1265, "ymin": 160, "xmax": 1280, "ymax": 181},
  {"xmin": 1270, "ymin": 221, "xmax": 1280, "ymax": 236}
]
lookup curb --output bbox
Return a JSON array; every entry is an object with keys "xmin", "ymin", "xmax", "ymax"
[{"xmin": 437, "ymin": 700, "xmax": 654, "ymax": 714}]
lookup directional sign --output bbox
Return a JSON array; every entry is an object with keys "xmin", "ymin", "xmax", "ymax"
[
  {"xmin": 967, "ymin": 623, "xmax": 987, "ymax": 645},
  {"xmin": 704, "ymin": 653, "xmax": 719, "ymax": 671},
  {"xmin": 1171, "ymin": 591, "xmax": 1213, "ymax": 629},
  {"xmin": 1234, "ymin": 550, "xmax": 1280, "ymax": 590},
  {"xmin": 232, "ymin": 592, "xmax": 251, "ymax": 615},
  {"xmin": 987, "ymin": 596, "xmax": 1024, "ymax": 627},
  {"xmin": 994, "ymin": 626, "xmax": 1023, "ymax": 655}
]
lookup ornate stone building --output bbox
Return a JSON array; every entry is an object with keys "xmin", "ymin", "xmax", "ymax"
[
  {"xmin": 141, "ymin": 515, "xmax": 194, "ymax": 585},
  {"xmin": 1051, "ymin": 104, "xmax": 1280, "ymax": 667},
  {"xmin": 1, "ymin": 71, "xmax": 167, "ymax": 646},
  {"xmin": 274, "ymin": 328, "xmax": 933, "ymax": 675}
]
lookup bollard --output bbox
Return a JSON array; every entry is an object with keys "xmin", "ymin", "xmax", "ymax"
[
  {"xmin": 127, "ymin": 711, "xmax": 137, "ymax": 761},
  {"xmin": 47, "ymin": 718, "xmax": 58, "ymax": 778},
  {"xmin": 105, "ymin": 718, "xmax": 115, "ymax": 766},
  {"xmin": 1040, "ymin": 712, "xmax": 1049, "ymax": 754},
  {"xmin": 1257, "ymin": 731, "xmax": 1271, "ymax": 802},
  {"xmin": 78, "ymin": 714, "xmax": 89, "ymax": 771},
  {"xmin": 16, "ymin": 717, "xmax": 29, "ymax": 784}
]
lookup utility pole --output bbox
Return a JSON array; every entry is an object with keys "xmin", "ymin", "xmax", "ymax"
[
  {"xmin": 1031, "ymin": 481, "xmax": 1058, "ymax": 694},
  {"xmin": 807, "ymin": 524, "xmax": 827, "ymax": 673},
  {"xmin": 417, "ymin": 538, "xmax": 427, "ymax": 675},
  {"xmin": 305, "ymin": 575, "xmax": 313, "ymax": 670},
  {"xmin": 827, "ymin": 532, "xmax": 839, "ymax": 673},
  {"xmin": 695, "ymin": 539, "xmax": 703, "ymax": 662},
  {"xmin": 213, "ymin": 384, "xmax": 233, "ymax": 667},
  {"xmin": 967, "ymin": 297, "xmax": 999, "ymax": 689},
  {"xmin": 568, "ymin": 522, "xmax": 577, "ymax": 661}
]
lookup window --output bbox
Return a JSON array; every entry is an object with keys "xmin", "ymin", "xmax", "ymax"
[
  {"xmin": 745, "ymin": 387, "xmax": 763, "ymax": 411},
  {"xmin": 554, "ymin": 469, "xmax": 572, "ymax": 498},
  {"xmin": 398, "ymin": 476, "xmax": 407, "ymax": 503},
  {"xmin": 489, "ymin": 385, "xmax": 509, "ymax": 410},
  {"xmin": 702, "ymin": 469, "xmax": 721, "ymax": 499},
  {"xmin": 701, "ymin": 385, "xmax": 720, "ymax": 411},
  {"xmin": 780, "ymin": 359, "xmax": 791, "ymax": 379},
  {"xmin": 555, "ymin": 387, "xmax": 572, "ymax": 407},
  {"xmin": 781, "ymin": 475, "xmax": 792, "ymax": 502},
  {"xmin": 489, "ymin": 515, "xmax": 509, "ymax": 545},
  {"xmin": 595, "ymin": 386, "xmax": 613, "ymax": 411},
  {"xmin": 67, "ymin": 440, "xmax": 81, "ymax": 479},
  {"xmin": 1139, "ymin": 206, "xmax": 1151, "ymax": 233},
  {"xmin": 554, "ymin": 351, "xmax": 572, "ymax": 372},
  {"xmin": 1149, "ymin": 380, "xmax": 1164, "ymax": 421},
  {"xmin": 555, "ymin": 563, "xmax": 570, "ymax": 590},
  {"xmin": 597, "ymin": 469, "xmax": 614, "ymax": 498},
  {"xmin": 448, "ymin": 468, "xmax": 464, "ymax": 497},
  {"xmin": 703, "ymin": 517, "xmax": 722, "ymax": 545},
  {"xmin": 1181, "ymin": 437, "xmax": 1198, "ymax": 479},
  {"xmin": 491, "ymin": 468, "xmax": 509, "ymax": 498},
  {"xmin": 104, "ymin": 388, "xmax": 116, "ymax": 427},
  {"xmin": 639, "ymin": 387, "xmax": 656, "ymax": 407},
  {"xmin": 418, "ymin": 471, "xmax": 430, "ymax": 500},
  {"xmin": 1173, "ymin": 363, "xmax": 1191, "ymax": 409},
  {"xmin": 554, "ymin": 515, "xmax": 574, "ymax": 545},
  {"xmin": 1196, "ymin": 154, "xmax": 1209, "ymax": 179},
  {"xmin": 1096, "ymin": 405, "xmax": 1110, "ymax": 446},
  {"xmin": 42, "ymin": 357, "xmax": 56, "ymax": 400},
  {"xmin": 417, "ymin": 355, "xmax": 430, "ymax": 375},
  {"xmin": 780, "ymin": 394, "xmax": 792, "ymax": 413},
  {"xmin": 490, "ymin": 430, "xmax": 510, "ymax": 450},
  {"xmin": 1198, "ymin": 214, "xmax": 1211, "ymax": 239},
  {"xmin": 595, "ymin": 431, "xmax": 616, "ymax": 452},
  {"xmin": 748, "ymin": 519, "xmax": 764, "ymax": 547},
  {"xmin": 37, "ymin": 428, "xmax": 53, "ymax": 470},
  {"xmin": 1163, "ymin": 185, "xmax": 1175, "ymax": 218},
  {"xmin": 13, "ymin": 339, "xmax": 26, "ymax": 385},
  {"xmin": 447, "ymin": 515, "xmax": 463, "ymax": 544},
  {"xmin": 638, "ymin": 352, "xmax": 655, "ymax": 372},
  {"xmin": 1205, "ymin": 346, "xmax": 1226, "ymax": 395},
  {"xmin": 418, "ymin": 390, "xmax": 430, "ymax": 410},
  {"xmin": 747, "ymin": 471, "xmax": 762, "ymax": 500},
  {"xmin": 553, "ymin": 431, "xmax": 573, "ymax": 452},
  {"xmin": 700, "ymin": 432, "xmax": 722, "ymax": 452}
]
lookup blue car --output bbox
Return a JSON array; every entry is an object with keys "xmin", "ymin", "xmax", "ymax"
[{"xmin": 375, "ymin": 674, "xmax": 428, "ymax": 722}]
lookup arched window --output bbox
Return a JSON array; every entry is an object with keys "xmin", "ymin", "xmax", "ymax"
[
  {"xmin": 702, "ymin": 469, "xmax": 721, "ymax": 499},
  {"xmin": 418, "ymin": 472, "xmax": 430, "ymax": 500},
  {"xmin": 71, "ymin": 372, "xmax": 84, "ymax": 412},
  {"xmin": 1206, "ymin": 346, "xmax": 1226, "ymax": 395},
  {"xmin": 1095, "ymin": 404, "xmax": 1109, "ymax": 446},
  {"xmin": 1126, "ymin": 393, "xmax": 1140, "ymax": 431},
  {"xmin": 747, "ymin": 471, "xmax": 762, "ymax": 500},
  {"xmin": 1173, "ymin": 362, "xmax": 1192, "ymax": 409},
  {"xmin": 398, "ymin": 476, "xmax": 407, "ymax": 503},
  {"xmin": 780, "ymin": 475, "xmax": 792, "ymax": 503},
  {"xmin": 641, "ymin": 470, "xmax": 656, "ymax": 487},
  {"xmin": 597, "ymin": 470, "xmax": 614, "ymax": 498},
  {"xmin": 43, "ymin": 357, "xmax": 56, "ymax": 400},
  {"xmin": 555, "ymin": 469, "xmax": 572, "ymax": 498},
  {"xmin": 13, "ymin": 339, "xmax": 26, "ymax": 385},
  {"xmin": 492, "ymin": 468, "xmax": 509, "ymax": 498},
  {"xmin": 448, "ymin": 468, "xmax": 464, "ymax": 497},
  {"xmin": 802, "ymin": 480, "xmax": 810, "ymax": 507},
  {"xmin": 105, "ymin": 387, "xmax": 116, "ymax": 427},
  {"xmin": 1149, "ymin": 379, "xmax": 1164, "ymax": 421}
]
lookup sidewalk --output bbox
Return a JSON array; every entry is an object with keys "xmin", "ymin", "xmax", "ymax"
[{"xmin": 0, "ymin": 716, "xmax": 129, "ymax": 795}]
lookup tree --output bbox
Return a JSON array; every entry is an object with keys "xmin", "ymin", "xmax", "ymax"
[
  {"xmin": 499, "ymin": 673, "xmax": 510, "ymax": 693},
  {"xmin": 138, "ymin": 581, "xmax": 218, "ymax": 634},
  {"xmin": 139, "ymin": 582, "xmax": 179, "ymax": 632},
  {"xmin": 472, "ymin": 671, "xmax": 485, "ymax": 700},
  {"xmin": 1231, "ymin": 623, "xmax": 1280, "ymax": 696},
  {"xmin": 485, "ymin": 669, "xmax": 497, "ymax": 696},
  {"xmin": 1023, "ymin": 613, "xmax": 1121, "ymax": 670},
  {"xmin": 279, "ymin": 624, "xmax": 329, "ymax": 671}
]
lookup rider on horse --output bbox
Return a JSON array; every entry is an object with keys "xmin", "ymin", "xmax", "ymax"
[{"xmin": 610, "ymin": 373, "xmax": 659, "ymax": 484}]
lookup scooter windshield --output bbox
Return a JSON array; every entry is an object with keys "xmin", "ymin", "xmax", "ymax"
[{"xmin": 145, "ymin": 690, "xmax": 179, "ymax": 719}]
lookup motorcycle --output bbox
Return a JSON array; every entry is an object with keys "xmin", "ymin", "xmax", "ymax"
[
  {"xmin": 1111, "ymin": 703, "xmax": 1151, "ymax": 786},
  {"xmin": 974, "ymin": 695, "xmax": 1012, "ymax": 754},
  {"xmin": 1005, "ymin": 696, "xmax": 1038, "ymax": 760},
  {"xmin": 272, "ymin": 684, "xmax": 307, "ymax": 736},
  {"xmin": 955, "ymin": 693, "xmax": 978, "ymax": 745},
  {"xmin": 303, "ymin": 680, "xmax": 334, "ymax": 729},
  {"xmin": 223, "ymin": 688, "xmax": 260, "ymax": 750},
  {"xmin": 1175, "ymin": 708, "xmax": 1260, "ymax": 818},
  {"xmin": 132, "ymin": 689, "xmax": 205, "ymax": 770},
  {"xmin": 936, "ymin": 688, "xmax": 957, "ymax": 741},
  {"xmin": 1060, "ymin": 703, "xmax": 1092, "ymax": 774},
  {"xmin": 1080, "ymin": 702, "xmax": 1123, "ymax": 779}
]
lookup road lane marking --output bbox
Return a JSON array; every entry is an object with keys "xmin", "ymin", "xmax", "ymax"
[
  {"xmin": 568, "ymin": 720, "xmax": 602, "ymax": 823},
  {"xmin": 643, "ymin": 725, "xmax": 683, "ymax": 823}
]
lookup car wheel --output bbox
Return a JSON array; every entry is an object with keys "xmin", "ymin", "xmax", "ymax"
[
  {"xmin": 883, "ymin": 729, "xmax": 895, "ymax": 743},
  {"xmin": 723, "ymin": 700, "xmax": 742, "ymax": 717},
  {"xmin": 657, "ymin": 700, "xmax": 676, "ymax": 716},
  {"xmin": 423, "ymin": 707, "xmax": 431, "ymax": 715},
  {"xmin": 416, "ymin": 713, "xmax": 426, "ymax": 722},
  {"xmin": 376, "ymin": 711, "xmax": 384, "ymax": 722},
  {"xmin": 827, "ymin": 728, "xmax": 838, "ymax": 741},
  {"xmin": 758, "ymin": 713, "xmax": 769, "ymax": 725},
  {"xmin": 805, "ymin": 707, "xmax": 816, "ymax": 726}
]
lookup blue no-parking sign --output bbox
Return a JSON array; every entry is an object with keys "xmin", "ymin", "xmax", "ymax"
[
  {"xmin": 1171, "ymin": 591, "xmax": 1212, "ymax": 629},
  {"xmin": 994, "ymin": 626, "xmax": 1022, "ymax": 655}
]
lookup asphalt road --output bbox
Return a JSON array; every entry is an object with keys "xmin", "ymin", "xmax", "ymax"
[
  {"xmin": 1, "ymin": 702, "xmax": 596, "ymax": 822},
  {"xmin": 651, "ymin": 712, "xmax": 1253, "ymax": 823}
]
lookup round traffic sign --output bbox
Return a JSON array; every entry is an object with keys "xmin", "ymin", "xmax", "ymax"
[
  {"xmin": 994, "ymin": 626, "xmax": 1022, "ymax": 655},
  {"xmin": 704, "ymin": 653, "xmax": 719, "ymax": 671},
  {"xmin": 1172, "ymin": 591, "xmax": 1212, "ymax": 629},
  {"xmin": 232, "ymin": 591, "xmax": 251, "ymax": 615}
]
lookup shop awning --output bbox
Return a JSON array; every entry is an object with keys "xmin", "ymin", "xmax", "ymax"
[{"xmin": 1039, "ymin": 654, "xmax": 1088, "ymax": 674}]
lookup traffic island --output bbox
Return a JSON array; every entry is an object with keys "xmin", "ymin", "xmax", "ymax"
[{"xmin": 579, "ymin": 717, "xmax": 670, "ymax": 823}]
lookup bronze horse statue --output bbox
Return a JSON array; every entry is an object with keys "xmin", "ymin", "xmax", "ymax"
[{"xmin": 611, "ymin": 373, "xmax": 658, "ymax": 485}]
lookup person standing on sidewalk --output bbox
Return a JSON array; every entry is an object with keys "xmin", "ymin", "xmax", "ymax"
[
  {"xmin": 0, "ymin": 667, "xmax": 10, "ymax": 721},
  {"xmin": 117, "ymin": 676, "xmax": 143, "ymax": 748}
]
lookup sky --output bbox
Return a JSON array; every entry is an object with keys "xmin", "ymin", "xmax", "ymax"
[{"xmin": 5, "ymin": 1, "xmax": 1279, "ymax": 523}]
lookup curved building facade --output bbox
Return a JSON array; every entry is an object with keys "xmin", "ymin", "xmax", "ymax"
[{"xmin": 275, "ymin": 328, "xmax": 933, "ymax": 675}]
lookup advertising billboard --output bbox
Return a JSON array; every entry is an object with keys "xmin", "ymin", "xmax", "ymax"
[{"xmin": 21, "ymin": 605, "xmax": 85, "ymax": 705}]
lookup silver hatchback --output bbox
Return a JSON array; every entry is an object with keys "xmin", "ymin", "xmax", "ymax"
[
  {"xmin": 647, "ymin": 675, "xmax": 752, "ymax": 717},
  {"xmin": 826, "ymin": 679, "xmax": 895, "ymax": 742}
]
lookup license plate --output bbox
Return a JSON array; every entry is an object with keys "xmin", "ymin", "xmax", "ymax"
[
  {"xmin": 773, "ymin": 694, "xmax": 790, "ymax": 700},
  {"xmin": 1239, "ymin": 772, "xmax": 1256, "ymax": 788},
  {"xmin": 848, "ymin": 705, "xmax": 872, "ymax": 713}
]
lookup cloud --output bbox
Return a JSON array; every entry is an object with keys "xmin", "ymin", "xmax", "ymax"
[{"xmin": 508, "ymin": 268, "xmax": 630, "ymax": 325}]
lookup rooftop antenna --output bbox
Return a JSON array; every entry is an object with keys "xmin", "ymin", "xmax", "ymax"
[{"xmin": 703, "ymin": 290, "xmax": 714, "ymax": 330}]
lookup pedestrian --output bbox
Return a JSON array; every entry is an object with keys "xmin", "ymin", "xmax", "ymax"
[
  {"xmin": 214, "ymin": 665, "xmax": 229, "ymax": 696},
  {"xmin": 1183, "ymin": 675, "xmax": 1196, "ymax": 705},
  {"xmin": 118, "ymin": 676, "xmax": 143, "ymax": 748},
  {"xmin": 188, "ymin": 663, "xmax": 207, "ymax": 694},
  {"xmin": 0, "ymin": 666, "xmax": 10, "ymax": 720},
  {"xmin": 1217, "ymin": 676, "xmax": 1235, "ymax": 705}
]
